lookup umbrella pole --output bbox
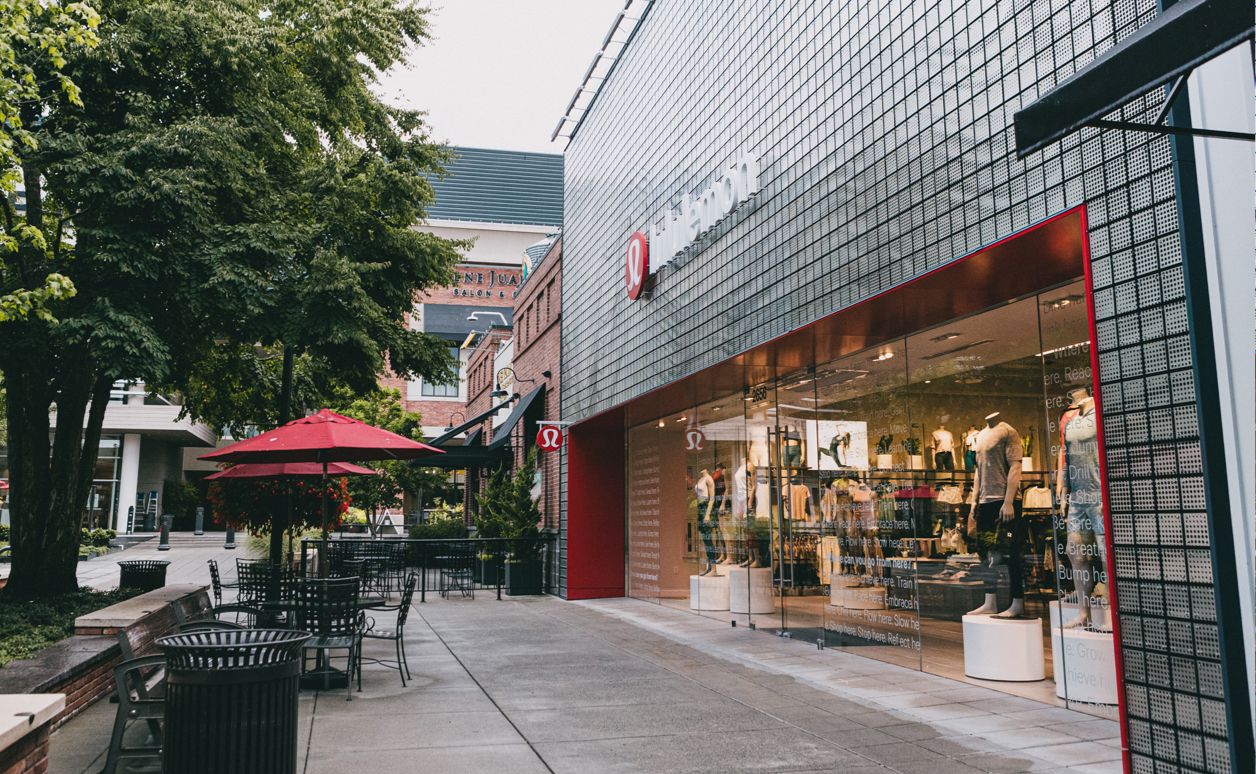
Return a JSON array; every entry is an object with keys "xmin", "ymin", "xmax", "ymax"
[{"xmin": 321, "ymin": 461, "xmax": 329, "ymax": 539}]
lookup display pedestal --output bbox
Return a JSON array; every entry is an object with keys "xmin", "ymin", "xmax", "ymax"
[
  {"xmin": 713, "ymin": 561, "xmax": 737, "ymax": 576},
  {"xmin": 1049, "ymin": 602, "xmax": 1117, "ymax": 704},
  {"xmin": 961, "ymin": 615, "xmax": 1046, "ymax": 681},
  {"xmin": 728, "ymin": 567, "xmax": 774, "ymax": 614},
  {"xmin": 830, "ymin": 577, "xmax": 887, "ymax": 610},
  {"xmin": 689, "ymin": 574, "xmax": 730, "ymax": 611}
]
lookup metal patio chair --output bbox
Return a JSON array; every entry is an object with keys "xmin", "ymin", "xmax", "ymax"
[{"xmin": 362, "ymin": 573, "xmax": 418, "ymax": 686}]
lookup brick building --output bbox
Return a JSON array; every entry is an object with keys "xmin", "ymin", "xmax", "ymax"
[
  {"xmin": 377, "ymin": 146, "xmax": 563, "ymax": 439},
  {"xmin": 508, "ymin": 237, "xmax": 561, "ymax": 530}
]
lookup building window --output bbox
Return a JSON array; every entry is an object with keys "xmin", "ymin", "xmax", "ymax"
[{"xmin": 420, "ymin": 345, "xmax": 461, "ymax": 398}]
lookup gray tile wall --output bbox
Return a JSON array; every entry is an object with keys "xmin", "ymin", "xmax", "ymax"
[{"xmin": 560, "ymin": 1, "xmax": 1233, "ymax": 770}]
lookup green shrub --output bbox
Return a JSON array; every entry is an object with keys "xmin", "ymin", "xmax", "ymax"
[
  {"xmin": 0, "ymin": 588, "xmax": 141, "ymax": 667},
  {"xmin": 80, "ymin": 528, "xmax": 115, "ymax": 547},
  {"xmin": 0, "ymin": 524, "xmax": 8, "ymax": 541},
  {"xmin": 408, "ymin": 500, "xmax": 466, "ymax": 540}
]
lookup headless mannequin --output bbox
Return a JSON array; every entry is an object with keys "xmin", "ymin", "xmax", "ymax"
[
  {"xmin": 732, "ymin": 462, "xmax": 749, "ymax": 565},
  {"xmin": 1058, "ymin": 388, "xmax": 1107, "ymax": 629},
  {"xmin": 695, "ymin": 469, "xmax": 719, "ymax": 576},
  {"xmin": 850, "ymin": 481, "xmax": 882, "ymax": 586},
  {"xmin": 711, "ymin": 464, "xmax": 728, "ymax": 563},
  {"xmin": 931, "ymin": 424, "xmax": 955, "ymax": 471},
  {"xmin": 968, "ymin": 412, "xmax": 1026, "ymax": 617}
]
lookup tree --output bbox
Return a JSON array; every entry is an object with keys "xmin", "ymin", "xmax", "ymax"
[
  {"xmin": 332, "ymin": 387, "xmax": 446, "ymax": 533},
  {"xmin": 1, "ymin": 1, "xmax": 98, "ymax": 323},
  {"xmin": 476, "ymin": 450, "xmax": 542, "ymax": 559},
  {"xmin": 0, "ymin": 0, "xmax": 460, "ymax": 598}
]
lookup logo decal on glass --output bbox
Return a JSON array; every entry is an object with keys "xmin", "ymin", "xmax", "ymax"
[{"xmin": 684, "ymin": 429, "xmax": 705, "ymax": 451}]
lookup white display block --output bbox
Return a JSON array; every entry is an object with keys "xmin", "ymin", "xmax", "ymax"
[
  {"xmin": 728, "ymin": 566, "xmax": 774, "ymax": 614},
  {"xmin": 712, "ymin": 562, "xmax": 735, "ymax": 576},
  {"xmin": 830, "ymin": 577, "xmax": 888, "ymax": 610},
  {"xmin": 961, "ymin": 615, "xmax": 1046, "ymax": 681},
  {"xmin": 876, "ymin": 454, "xmax": 894, "ymax": 469},
  {"xmin": 1021, "ymin": 457, "xmax": 1033, "ymax": 472},
  {"xmin": 689, "ymin": 574, "xmax": 730, "ymax": 611},
  {"xmin": 1048, "ymin": 602, "xmax": 1118, "ymax": 704}
]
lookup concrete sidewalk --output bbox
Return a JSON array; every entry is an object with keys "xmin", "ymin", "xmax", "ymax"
[{"xmin": 50, "ymin": 593, "xmax": 1123, "ymax": 774}]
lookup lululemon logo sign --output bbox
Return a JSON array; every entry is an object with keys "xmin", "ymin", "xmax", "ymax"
[
  {"xmin": 536, "ymin": 426, "xmax": 564, "ymax": 453},
  {"xmin": 684, "ymin": 429, "xmax": 705, "ymax": 451},
  {"xmin": 625, "ymin": 231, "xmax": 648, "ymax": 300}
]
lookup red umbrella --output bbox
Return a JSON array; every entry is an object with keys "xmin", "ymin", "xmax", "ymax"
[
  {"xmin": 204, "ymin": 461, "xmax": 379, "ymax": 480},
  {"xmin": 200, "ymin": 409, "xmax": 442, "ymax": 536},
  {"xmin": 200, "ymin": 409, "xmax": 441, "ymax": 464}
]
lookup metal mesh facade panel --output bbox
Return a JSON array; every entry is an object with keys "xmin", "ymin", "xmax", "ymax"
[{"xmin": 559, "ymin": 1, "xmax": 1234, "ymax": 769}]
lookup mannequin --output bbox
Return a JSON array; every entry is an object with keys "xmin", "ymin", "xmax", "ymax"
[
  {"xmin": 1058, "ymin": 387, "xmax": 1107, "ymax": 629},
  {"xmin": 695, "ymin": 469, "xmax": 719, "ymax": 576},
  {"xmin": 849, "ymin": 481, "xmax": 881, "ymax": 585},
  {"xmin": 931, "ymin": 424, "xmax": 955, "ymax": 471},
  {"xmin": 963, "ymin": 426, "xmax": 980, "ymax": 471},
  {"xmin": 731, "ymin": 462, "xmax": 750, "ymax": 566},
  {"xmin": 749, "ymin": 429, "xmax": 770, "ymax": 520},
  {"xmin": 968, "ymin": 412, "xmax": 1027, "ymax": 617},
  {"xmin": 712, "ymin": 463, "xmax": 728, "ymax": 563}
]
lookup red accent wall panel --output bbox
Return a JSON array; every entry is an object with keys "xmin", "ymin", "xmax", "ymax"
[{"xmin": 566, "ymin": 408, "xmax": 626, "ymax": 599}]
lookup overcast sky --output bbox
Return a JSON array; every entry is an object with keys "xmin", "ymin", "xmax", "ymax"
[{"xmin": 377, "ymin": 1, "xmax": 625, "ymax": 155}]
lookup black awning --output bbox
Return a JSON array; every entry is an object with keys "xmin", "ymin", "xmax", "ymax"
[
  {"xmin": 1014, "ymin": 0, "xmax": 1253, "ymax": 156},
  {"xmin": 418, "ymin": 428, "xmax": 511, "ymax": 470},
  {"xmin": 426, "ymin": 398, "xmax": 517, "ymax": 447},
  {"xmin": 486, "ymin": 384, "xmax": 545, "ymax": 451}
]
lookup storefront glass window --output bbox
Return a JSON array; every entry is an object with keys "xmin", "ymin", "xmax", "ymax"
[{"xmin": 623, "ymin": 275, "xmax": 1114, "ymax": 717}]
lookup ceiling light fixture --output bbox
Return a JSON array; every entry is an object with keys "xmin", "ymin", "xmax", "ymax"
[
  {"xmin": 930, "ymin": 332, "xmax": 961, "ymax": 342},
  {"xmin": 872, "ymin": 351, "xmax": 894, "ymax": 362}
]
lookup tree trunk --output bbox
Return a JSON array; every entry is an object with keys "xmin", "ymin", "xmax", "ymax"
[{"xmin": 2, "ymin": 366, "xmax": 93, "ymax": 598}]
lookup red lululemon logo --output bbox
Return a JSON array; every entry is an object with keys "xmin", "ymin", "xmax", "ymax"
[
  {"xmin": 625, "ymin": 231, "xmax": 648, "ymax": 300},
  {"xmin": 685, "ymin": 429, "xmax": 705, "ymax": 451},
  {"xmin": 536, "ymin": 426, "xmax": 564, "ymax": 452}
]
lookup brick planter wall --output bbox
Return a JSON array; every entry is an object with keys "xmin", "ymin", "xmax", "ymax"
[
  {"xmin": 0, "ymin": 585, "xmax": 209, "ymax": 728},
  {"xmin": 0, "ymin": 723, "xmax": 50, "ymax": 773}
]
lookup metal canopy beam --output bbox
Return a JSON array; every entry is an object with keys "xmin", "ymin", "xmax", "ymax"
[{"xmin": 1014, "ymin": 0, "xmax": 1253, "ymax": 157}]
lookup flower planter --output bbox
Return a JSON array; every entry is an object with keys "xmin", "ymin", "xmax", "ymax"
[
  {"xmin": 505, "ymin": 561, "xmax": 543, "ymax": 596},
  {"xmin": 876, "ymin": 453, "xmax": 894, "ymax": 469}
]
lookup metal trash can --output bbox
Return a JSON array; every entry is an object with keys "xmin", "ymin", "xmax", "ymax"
[
  {"xmin": 156, "ymin": 629, "xmax": 311, "ymax": 774},
  {"xmin": 117, "ymin": 559, "xmax": 170, "ymax": 591}
]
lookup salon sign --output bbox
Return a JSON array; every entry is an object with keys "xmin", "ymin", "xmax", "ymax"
[{"xmin": 626, "ymin": 151, "xmax": 761, "ymax": 300}]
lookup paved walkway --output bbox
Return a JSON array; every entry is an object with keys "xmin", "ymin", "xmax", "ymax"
[
  {"xmin": 50, "ymin": 576, "xmax": 1123, "ymax": 773},
  {"xmin": 77, "ymin": 532, "xmax": 248, "ymax": 590}
]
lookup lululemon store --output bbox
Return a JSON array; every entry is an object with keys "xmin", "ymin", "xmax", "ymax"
[{"xmin": 555, "ymin": 2, "xmax": 1252, "ymax": 773}]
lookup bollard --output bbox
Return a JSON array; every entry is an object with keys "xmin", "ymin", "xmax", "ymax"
[
  {"xmin": 158, "ymin": 515, "xmax": 172, "ymax": 550},
  {"xmin": 224, "ymin": 525, "xmax": 236, "ymax": 550},
  {"xmin": 194, "ymin": 506, "xmax": 205, "ymax": 536}
]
